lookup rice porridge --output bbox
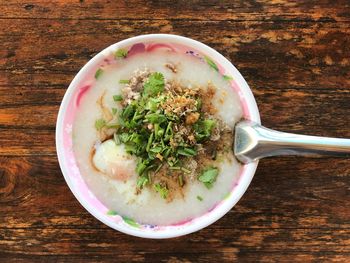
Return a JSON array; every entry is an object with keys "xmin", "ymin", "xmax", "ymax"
[{"xmin": 73, "ymin": 49, "xmax": 243, "ymax": 225}]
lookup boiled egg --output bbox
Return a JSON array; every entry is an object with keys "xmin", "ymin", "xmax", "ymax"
[{"xmin": 93, "ymin": 139, "xmax": 137, "ymax": 181}]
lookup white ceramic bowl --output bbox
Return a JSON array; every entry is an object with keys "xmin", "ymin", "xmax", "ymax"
[{"xmin": 56, "ymin": 34, "xmax": 260, "ymax": 238}]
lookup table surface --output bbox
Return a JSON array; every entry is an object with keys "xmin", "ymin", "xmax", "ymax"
[{"xmin": 1, "ymin": 1, "xmax": 350, "ymax": 262}]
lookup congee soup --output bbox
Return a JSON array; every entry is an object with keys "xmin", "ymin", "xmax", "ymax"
[{"xmin": 73, "ymin": 46, "xmax": 243, "ymax": 225}]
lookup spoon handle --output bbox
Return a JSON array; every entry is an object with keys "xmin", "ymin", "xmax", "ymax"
[{"xmin": 235, "ymin": 121, "xmax": 350, "ymax": 163}]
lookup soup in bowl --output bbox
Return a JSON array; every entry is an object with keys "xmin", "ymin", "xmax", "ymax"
[{"xmin": 56, "ymin": 34, "xmax": 260, "ymax": 238}]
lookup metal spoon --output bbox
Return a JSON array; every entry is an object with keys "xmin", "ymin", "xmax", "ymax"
[{"xmin": 234, "ymin": 121, "xmax": 350, "ymax": 163}]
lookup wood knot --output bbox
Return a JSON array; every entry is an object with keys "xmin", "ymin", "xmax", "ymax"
[
  {"xmin": 24, "ymin": 4, "xmax": 35, "ymax": 10},
  {"xmin": 0, "ymin": 168, "xmax": 16, "ymax": 197}
]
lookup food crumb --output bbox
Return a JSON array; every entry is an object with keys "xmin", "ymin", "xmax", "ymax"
[
  {"xmin": 165, "ymin": 63, "xmax": 177, "ymax": 73},
  {"xmin": 185, "ymin": 112, "xmax": 200, "ymax": 125},
  {"xmin": 197, "ymin": 195, "xmax": 203, "ymax": 201}
]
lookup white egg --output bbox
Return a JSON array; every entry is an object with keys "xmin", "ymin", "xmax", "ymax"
[{"xmin": 93, "ymin": 139, "xmax": 137, "ymax": 181}]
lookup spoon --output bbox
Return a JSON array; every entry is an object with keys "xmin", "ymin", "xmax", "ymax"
[{"xmin": 234, "ymin": 121, "xmax": 350, "ymax": 163}]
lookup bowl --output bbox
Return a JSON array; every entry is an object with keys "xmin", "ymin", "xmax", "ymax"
[{"xmin": 56, "ymin": 34, "xmax": 260, "ymax": 238}]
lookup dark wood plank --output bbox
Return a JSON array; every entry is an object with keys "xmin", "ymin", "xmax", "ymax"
[
  {"xmin": 0, "ymin": 129, "xmax": 55, "ymax": 156},
  {"xmin": 0, "ymin": 0, "xmax": 349, "ymax": 22},
  {"xmin": 1, "ymin": 19, "xmax": 349, "ymax": 90}
]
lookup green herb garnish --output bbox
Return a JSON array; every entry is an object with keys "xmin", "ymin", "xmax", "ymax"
[
  {"xmin": 194, "ymin": 119, "xmax": 216, "ymax": 141},
  {"xmin": 122, "ymin": 216, "xmax": 139, "ymax": 227},
  {"xmin": 204, "ymin": 56, "xmax": 219, "ymax": 72},
  {"xmin": 95, "ymin": 68, "xmax": 104, "ymax": 79},
  {"xmin": 95, "ymin": 119, "xmax": 106, "ymax": 130},
  {"xmin": 105, "ymin": 123, "xmax": 119, "ymax": 129},
  {"xmin": 119, "ymin": 79, "xmax": 130, "ymax": 84},
  {"xmin": 113, "ymin": 95, "xmax": 123, "ymax": 102},
  {"xmin": 145, "ymin": 113, "xmax": 167, "ymax": 124},
  {"xmin": 113, "ymin": 133, "xmax": 121, "ymax": 145},
  {"xmin": 143, "ymin": 72, "xmax": 165, "ymax": 97},
  {"xmin": 137, "ymin": 175, "xmax": 149, "ymax": 189},
  {"xmin": 154, "ymin": 183, "xmax": 169, "ymax": 199},
  {"xmin": 223, "ymin": 75, "xmax": 233, "ymax": 81},
  {"xmin": 197, "ymin": 195, "xmax": 203, "ymax": 201},
  {"xmin": 107, "ymin": 210, "xmax": 118, "ymax": 215},
  {"xmin": 198, "ymin": 167, "xmax": 219, "ymax": 189},
  {"xmin": 115, "ymin": 48, "xmax": 128, "ymax": 58},
  {"xmin": 96, "ymin": 71, "xmax": 221, "ymax": 197},
  {"xmin": 177, "ymin": 147, "xmax": 197, "ymax": 157}
]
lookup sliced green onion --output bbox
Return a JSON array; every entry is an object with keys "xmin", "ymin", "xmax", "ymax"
[
  {"xmin": 95, "ymin": 68, "xmax": 104, "ymax": 79},
  {"xmin": 113, "ymin": 95, "xmax": 123, "ymax": 102}
]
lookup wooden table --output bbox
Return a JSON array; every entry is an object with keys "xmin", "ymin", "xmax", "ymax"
[{"xmin": 1, "ymin": 1, "xmax": 350, "ymax": 262}]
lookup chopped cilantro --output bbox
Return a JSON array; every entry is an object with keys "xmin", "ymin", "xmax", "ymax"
[
  {"xmin": 197, "ymin": 195, "xmax": 203, "ymax": 201},
  {"xmin": 115, "ymin": 48, "xmax": 128, "ymax": 58},
  {"xmin": 136, "ymin": 159, "xmax": 148, "ymax": 176},
  {"xmin": 122, "ymin": 216, "xmax": 139, "ymax": 227},
  {"xmin": 95, "ymin": 119, "xmax": 106, "ymax": 130},
  {"xmin": 198, "ymin": 167, "xmax": 219, "ymax": 189},
  {"xmin": 194, "ymin": 119, "xmax": 216, "ymax": 141},
  {"xmin": 107, "ymin": 210, "xmax": 118, "ymax": 215},
  {"xmin": 145, "ymin": 113, "xmax": 167, "ymax": 124},
  {"xmin": 154, "ymin": 183, "xmax": 168, "ymax": 199},
  {"xmin": 137, "ymin": 175, "xmax": 149, "ymax": 189},
  {"xmin": 94, "ymin": 70, "xmax": 221, "ymax": 197},
  {"xmin": 143, "ymin": 72, "xmax": 165, "ymax": 97},
  {"xmin": 95, "ymin": 68, "xmax": 104, "ymax": 79},
  {"xmin": 113, "ymin": 95, "xmax": 123, "ymax": 102}
]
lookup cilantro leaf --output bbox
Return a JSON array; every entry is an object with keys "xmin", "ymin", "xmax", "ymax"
[
  {"xmin": 143, "ymin": 72, "xmax": 165, "ymax": 97},
  {"xmin": 122, "ymin": 216, "xmax": 139, "ymax": 227},
  {"xmin": 107, "ymin": 210, "xmax": 118, "ymax": 215},
  {"xmin": 137, "ymin": 175, "xmax": 149, "ymax": 189},
  {"xmin": 145, "ymin": 113, "xmax": 167, "ymax": 124},
  {"xmin": 194, "ymin": 119, "xmax": 216, "ymax": 141},
  {"xmin": 95, "ymin": 119, "xmax": 106, "ymax": 130},
  {"xmin": 95, "ymin": 68, "xmax": 104, "ymax": 79},
  {"xmin": 198, "ymin": 167, "xmax": 219, "ymax": 189},
  {"xmin": 115, "ymin": 48, "xmax": 128, "ymax": 58}
]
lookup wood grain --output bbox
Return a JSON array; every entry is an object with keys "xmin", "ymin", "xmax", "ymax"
[
  {"xmin": 0, "ymin": 0, "xmax": 349, "ymax": 262},
  {"xmin": 1, "ymin": 156, "xmax": 350, "ymax": 262},
  {"xmin": 1, "ymin": 0, "xmax": 350, "ymax": 22}
]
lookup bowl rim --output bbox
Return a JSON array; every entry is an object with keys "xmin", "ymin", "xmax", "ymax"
[{"xmin": 56, "ymin": 33, "xmax": 261, "ymax": 238}]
